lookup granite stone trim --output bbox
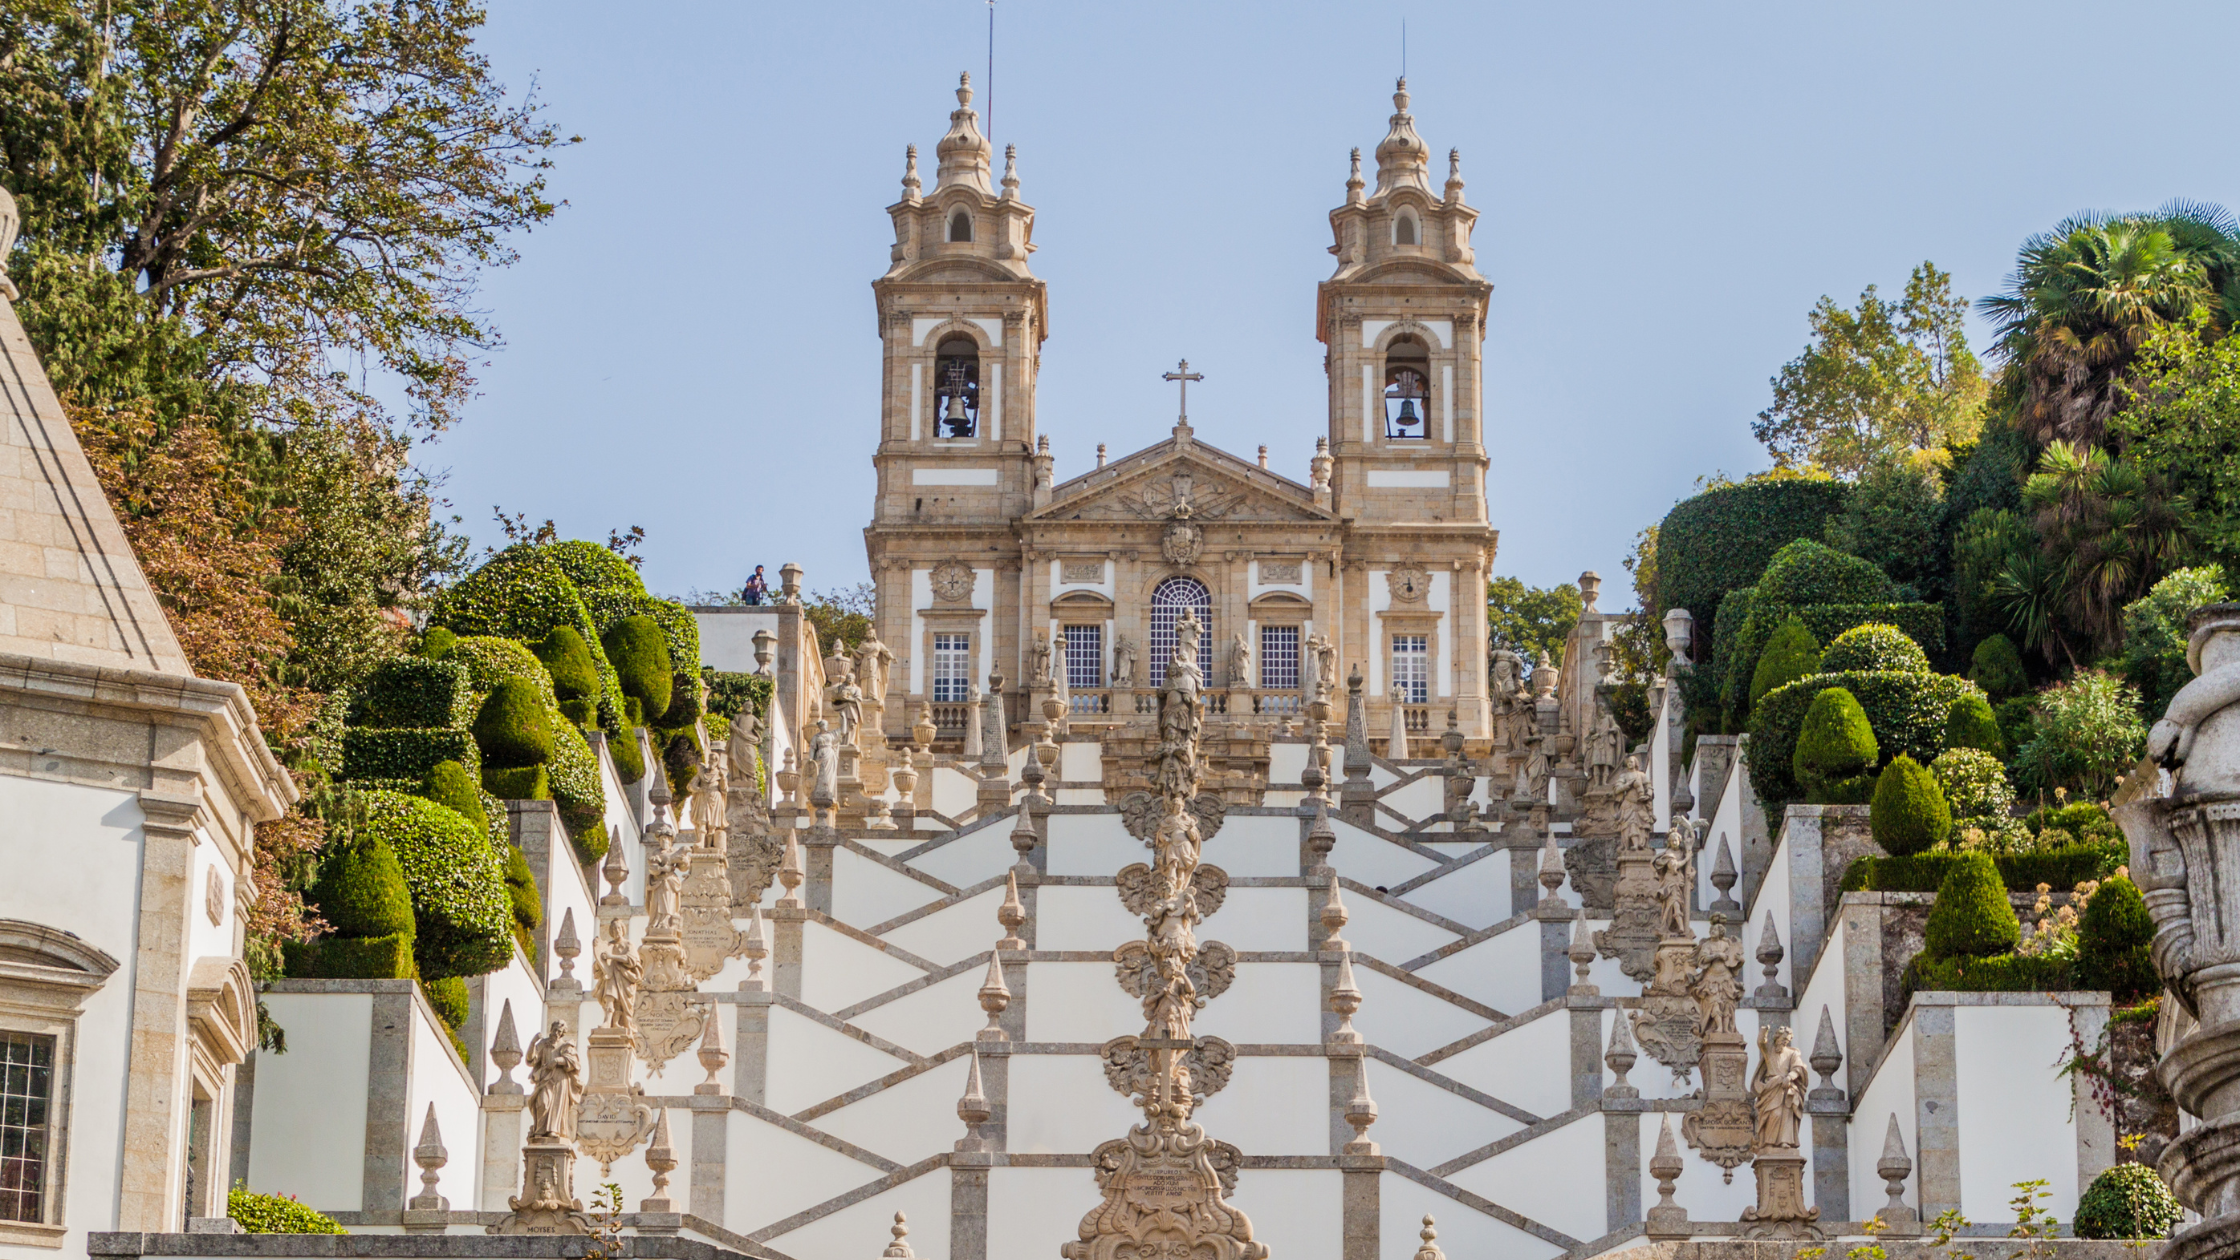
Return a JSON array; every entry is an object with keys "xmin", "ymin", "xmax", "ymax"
[
  {"xmin": 726, "ymin": 1097, "xmax": 904, "ymax": 1173},
  {"xmin": 1417, "ymin": 996, "xmax": 1566, "ymax": 1066},
  {"xmin": 826, "ymin": 950, "xmax": 993, "ymax": 1023},
  {"xmin": 803, "ymin": 910, "xmax": 942, "ymax": 973},
  {"xmin": 836, "ymin": 837, "xmax": 962, "ymax": 896},
  {"xmin": 1397, "ymin": 907, "xmax": 1534, "ymax": 971},
  {"xmin": 1429, "ymin": 1104, "xmax": 1594, "ymax": 1176},
  {"xmin": 1385, "ymin": 842, "xmax": 1501, "ymax": 897},
  {"xmin": 1384, "ymin": 1157, "xmax": 1585, "ymax": 1250},
  {"xmin": 1336, "ymin": 877, "xmax": 1475, "ymax": 937},
  {"xmin": 791, "ymin": 1042, "xmax": 976, "ymax": 1123},
  {"xmin": 1604, "ymin": 1111, "xmax": 1642, "ymax": 1235},
  {"xmin": 90, "ymin": 1231, "xmax": 778, "ymax": 1258},
  {"xmin": 1349, "ymin": 954, "xmax": 1507, "ymax": 1023},
  {"xmin": 1365, "ymin": 1044, "xmax": 1541, "ymax": 1126},
  {"xmin": 859, "ymin": 872, "xmax": 1012, "ymax": 937},
  {"xmin": 1911, "ymin": 1002, "xmax": 1959, "ymax": 1218},
  {"xmin": 743, "ymin": 1153, "xmax": 947, "ymax": 1243},
  {"xmin": 767, "ymin": 993, "xmax": 929, "ymax": 1067}
]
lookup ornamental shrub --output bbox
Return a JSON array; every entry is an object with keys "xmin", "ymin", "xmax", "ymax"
[
  {"xmin": 610, "ymin": 725, "xmax": 647, "ymax": 785},
  {"xmin": 503, "ymin": 843, "xmax": 541, "ymax": 935},
  {"xmin": 1842, "ymin": 843, "xmax": 2125, "ymax": 894},
  {"xmin": 340, "ymin": 726, "xmax": 479, "ymax": 784},
  {"xmin": 1820, "ymin": 624, "xmax": 1930, "ymax": 675},
  {"xmin": 422, "ymin": 761, "xmax": 488, "ymax": 834},
  {"xmin": 1748, "ymin": 669, "xmax": 1984, "ymax": 809},
  {"xmin": 1755, "ymin": 537, "xmax": 1899, "ymax": 608},
  {"xmin": 633, "ymin": 594, "xmax": 703, "ymax": 675},
  {"xmin": 1658, "ymin": 477, "xmax": 1850, "ymax": 653},
  {"xmin": 706, "ymin": 670, "xmax": 772, "ymax": 724},
  {"xmin": 1931, "ymin": 747, "xmax": 2013, "ymax": 822},
  {"xmin": 559, "ymin": 697, "xmax": 597, "ymax": 729},
  {"xmin": 2077, "ymin": 874, "xmax": 2157, "ymax": 1001},
  {"xmin": 1902, "ymin": 950, "xmax": 2064, "ymax": 997},
  {"xmin": 1871, "ymin": 755, "xmax": 1951, "ymax": 856},
  {"xmin": 1924, "ymin": 852, "xmax": 2020, "ymax": 959},
  {"xmin": 2026, "ymin": 801, "xmax": 2123, "ymax": 848},
  {"xmin": 484, "ymin": 763, "xmax": 550, "ymax": 801},
  {"xmin": 663, "ymin": 671, "xmax": 704, "ymax": 728},
  {"xmin": 2123, "ymin": 566, "xmax": 2231, "ymax": 720},
  {"xmin": 1944, "ymin": 694, "xmax": 2005, "ymax": 757},
  {"xmin": 228, "ymin": 1188, "xmax": 347, "ymax": 1235},
  {"xmin": 282, "ymin": 933, "xmax": 414, "ymax": 980},
  {"xmin": 2073, "ymin": 1162, "xmax": 2184, "ymax": 1240},
  {"xmin": 533, "ymin": 625, "xmax": 601, "ymax": 703},
  {"xmin": 433, "ymin": 544, "xmax": 624, "ymax": 722},
  {"xmin": 447, "ymin": 635, "xmax": 605, "ymax": 842},
  {"xmin": 604, "ymin": 615, "xmax": 673, "ymax": 722},
  {"xmin": 1794, "ymin": 687, "xmax": 1880, "ymax": 804},
  {"xmin": 662, "ymin": 726, "xmax": 703, "ymax": 797},
  {"xmin": 1750, "ymin": 618, "xmax": 1821, "ymax": 707},
  {"xmin": 1970, "ymin": 633, "xmax": 2028, "ymax": 700},
  {"xmin": 307, "ymin": 832, "xmax": 415, "ymax": 941},
  {"xmin": 358, "ymin": 790, "xmax": 512, "ymax": 981},
  {"xmin": 418, "ymin": 626, "xmax": 458, "ymax": 661},
  {"xmin": 2015, "ymin": 671, "xmax": 2149, "ymax": 801},
  {"xmin": 420, "ymin": 975, "xmax": 469, "ymax": 1029},
  {"xmin": 473, "ymin": 678, "xmax": 554, "ymax": 769},
  {"xmin": 1723, "ymin": 598, "xmax": 1944, "ymax": 735},
  {"xmin": 358, "ymin": 657, "xmax": 474, "ymax": 729},
  {"xmin": 544, "ymin": 538, "xmax": 648, "ymax": 625}
]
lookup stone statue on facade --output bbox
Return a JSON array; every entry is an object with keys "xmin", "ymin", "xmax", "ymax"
[
  {"xmin": 1614, "ymin": 755, "xmax": 1654, "ymax": 851},
  {"xmin": 826, "ymin": 663, "xmax": 864, "ymax": 747},
  {"xmin": 594, "ymin": 917, "xmax": 643, "ymax": 1035},
  {"xmin": 1490, "ymin": 649, "xmax": 1523, "ymax": 713},
  {"xmin": 1113, "ymin": 634, "xmax": 1137, "ymax": 689},
  {"xmin": 1306, "ymin": 632, "xmax": 1337, "ymax": 706},
  {"xmin": 1587, "ymin": 701, "xmax": 1622, "ymax": 789},
  {"xmin": 1520, "ymin": 729, "xmax": 1550, "ymax": 804},
  {"xmin": 692, "ymin": 751, "xmax": 727, "ymax": 849},
  {"xmin": 1029, "ymin": 631, "xmax": 1054, "ymax": 688},
  {"xmin": 1652, "ymin": 842, "xmax": 1693, "ymax": 940},
  {"xmin": 855, "ymin": 629, "xmax": 894, "ymax": 704},
  {"xmin": 811, "ymin": 720, "xmax": 840, "ymax": 810},
  {"xmin": 644, "ymin": 835, "xmax": 687, "ymax": 937},
  {"xmin": 525, "ymin": 1020, "xmax": 583, "ymax": 1142},
  {"xmin": 1751, "ymin": 1025, "xmax": 1808, "ymax": 1149},
  {"xmin": 1690, "ymin": 915, "xmax": 1745, "ymax": 1037},
  {"xmin": 1230, "ymin": 631, "xmax": 1252, "ymax": 690}
]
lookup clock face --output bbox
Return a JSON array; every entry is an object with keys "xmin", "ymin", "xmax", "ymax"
[
  {"xmin": 1391, "ymin": 565, "xmax": 1429, "ymax": 601},
  {"xmin": 932, "ymin": 563, "xmax": 974, "ymax": 602},
  {"xmin": 1400, "ymin": 574, "xmax": 1423, "ymax": 598}
]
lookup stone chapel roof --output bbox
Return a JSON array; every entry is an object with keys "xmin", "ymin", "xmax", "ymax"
[{"xmin": 1038, "ymin": 422, "xmax": 1326, "ymax": 519}]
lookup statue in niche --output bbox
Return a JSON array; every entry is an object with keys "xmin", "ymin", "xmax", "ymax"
[
  {"xmin": 1587, "ymin": 702, "xmax": 1622, "ymax": 789},
  {"xmin": 1230, "ymin": 630, "xmax": 1252, "ymax": 690},
  {"xmin": 1029, "ymin": 631, "xmax": 1053, "ymax": 687},
  {"xmin": 1752, "ymin": 1024, "xmax": 1810, "ymax": 1150},
  {"xmin": 593, "ymin": 917, "xmax": 643, "ymax": 1034},
  {"xmin": 1652, "ymin": 841, "xmax": 1693, "ymax": 940},
  {"xmin": 825, "ymin": 663, "xmax": 863, "ymax": 746},
  {"xmin": 1691, "ymin": 915, "xmax": 1745, "ymax": 1036},
  {"xmin": 1112, "ymin": 634, "xmax": 1137, "ymax": 689},
  {"xmin": 854, "ymin": 629, "xmax": 894, "ymax": 704},
  {"xmin": 1614, "ymin": 755, "xmax": 1655, "ymax": 851},
  {"xmin": 524, "ymin": 1020, "xmax": 583, "ymax": 1142}
]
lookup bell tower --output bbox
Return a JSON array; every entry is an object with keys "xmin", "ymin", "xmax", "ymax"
[
  {"xmin": 1317, "ymin": 79, "xmax": 1491, "ymax": 528},
  {"xmin": 870, "ymin": 73, "xmax": 1046, "ymax": 529}
]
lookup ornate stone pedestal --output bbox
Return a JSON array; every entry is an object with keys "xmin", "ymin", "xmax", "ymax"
[
  {"xmin": 488, "ymin": 1141, "xmax": 591, "ymax": 1235},
  {"xmin": 1683, "ymin": 1030, "xmax": 1753, "ymax": 1180},
  {"xmin": 1741, "ymin": 1148, "xmax": 1821, "ymax": 1240},
  {"xmin": 1594, "ymin": 849, "xmax": 1659, "ymax": 983},
  {"xmin": 578, "ymin": 1027, "xmax": 656, "ymax": 1176}
]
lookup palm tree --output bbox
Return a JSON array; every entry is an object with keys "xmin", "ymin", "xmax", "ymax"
[
  {"xmin": 1979, "ymin": 202, "xmax": 2240, "ymax": 447},
  {"xmin": 2013, "ymin": 441, "xmax": 2191, "ymax": 657}
]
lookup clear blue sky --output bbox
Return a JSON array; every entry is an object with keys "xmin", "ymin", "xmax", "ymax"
[{"xmin": 430, "ymin": 0, "xmax": 2240, "ymax": 604}]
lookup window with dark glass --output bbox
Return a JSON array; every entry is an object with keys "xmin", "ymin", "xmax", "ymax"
[
  {"xmin": 0, "ymin": 1031, "xmax": 55, "ymax": 1225},
  {"xmin": 1149, "ymin": 577, "xmax": 1213, "ymax": 687},
  {"xmin": 1259, "ymin": 625, "xmax": 1300, "ymax": 690},
  {"xmin": 932, "ymin": 633, "xmax": 971, "ymax": 702},
  {"xmin": 1384, "ymin": 338, "xmax": 1430, "ymax": 439},
  {"xmin": 1064, "ymin": 625, "xmax": 1103, "ymax": 690},
  {"xmin": 933, "ymin": 336, "xmax": 981, "ymax": 438}
]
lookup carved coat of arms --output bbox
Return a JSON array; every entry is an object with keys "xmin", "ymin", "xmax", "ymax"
[{"xmin": 1162, "ymin": 519, "xmax": 1205, "ymax": 566}]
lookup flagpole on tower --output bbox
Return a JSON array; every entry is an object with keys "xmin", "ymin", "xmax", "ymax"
[{"xmin": 986, "ymin": 0, "xmax": 996, "ymax": 144}]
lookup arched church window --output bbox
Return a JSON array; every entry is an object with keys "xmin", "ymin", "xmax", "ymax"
[
  {"xmin": 1148, "ymin": 576, "xmax": 1212, "ymax": 688},
  {"xmin": 949, "ymin": 210, "xmax": 973, "ymax": 242},
  {"xmin": 1384, "ymin": 337, "xmax": 1430, "ymax": 439},
  {"xmin": 1395, "ymin": 211, "xmax": 1418, "ymax": 246},
  {"xmin": 933, "ymin": 336, "xmax": 981, "ymax": 438}
]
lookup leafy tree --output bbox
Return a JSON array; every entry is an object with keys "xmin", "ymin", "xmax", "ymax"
[
  {"xmin": 2011, "ymin": 441, "xmax": 2192, "ymax": 660},
  {"xmin": 1753, "ymin": 263, "xmax": 1987, "ymax": 476},
  {"xmin": 1486, "ymin": 576, "xmax": 1581, "ymax": 679},
  {"xmin": 2120, "ymin": 565, "xmax": 2229, "ymax": 720},
  {"xmin": 2115, "ymin": 317, "xmax": 2240, "ymax": 573},
  {"xmin": 804, "ymin": 583, "xmax": 877, "ymax": 655},
  {"xmin": 1823, "ymin": 455, "xmax": 1948, "ymax": 599}
]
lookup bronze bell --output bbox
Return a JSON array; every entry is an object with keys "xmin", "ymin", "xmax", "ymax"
[
  {"xmin": 943, "ymin": 389, "xmax": 969, "ymax": 433},
  {"xmin": 1396, "ymin": 397, "xmax": 1421, "ymax": 428}
]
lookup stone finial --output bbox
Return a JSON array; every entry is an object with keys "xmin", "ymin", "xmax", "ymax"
[
  {"xmin": 996, "ymin": 870, "xmax": 1029, "ymax": 950},
  {"xmin": 779, "ymin": 560, "xmax": 804, "ymax": 604},
  {"xmin": 554, "ymin": 908, "xmax": 582, "ymax": 986},
  {"xmin": 1709, "ymin": 836, "xmax": 1741, "ymax": 916},
  {"xmin": 408, "ymin": 1103, "xmax": 448, "ymax": 1211},
  {"xmin": 1579, "ymin": 571, "xmax": 1601, "ymax": 613},
  {"xmin": 1604, "ymin": 1010, "xmax": 1639, "ymax": 1097},
  {"xmin": 777, "ymin": 831, "xmax": 805, "ymax": 908},
  {"xmin": 977, "ymin": 954, "xmax": 1010, "ymax": 1040},
  {"xmin": 1329, "ymin": 950, "xmax": 1364, "ymax": 1043},
  {"xmin": 1536, "ymin": 834, "xmax": 1567, "ymax": 909},
  {"xmin": 956, "ymin": 1051, "xmax": 992, "ymax": 1151},
  {"xmin": 1000, "ymin": 143, "xmax": 1019, "ymax": 199},
  {"xmin": 1307, "ymin": 799, "xmax": 1337, "ymax": 869},
  {"xmin": 884, "ymin": 1212, "xmax": 917, "ymax": 1259},
  {"xmin": 1645, "ymin": 1114, "xmax": 1688, "ymax": 1237},
  {"xmin": 1878, "ymin": 1113, "xmax": 1918, "ymax": 1224},
  {"xmin": 1342, "ymin": 1060, "xmax": 1379, "ymax": 1154},
  {"xmin": 489, "ymin": 999, "xmax": 524, "ymax": 1094},
  {"xmin": 1567, "ymin": 916, "xmax": 1598, "ymax": 994},
  {"xmin": 1010, "ymin": 804, "xmax": 1039, "ymax": 865},
  {"xmin": 641, "ymin": 1107, "xmax": 676, "ymax": 1212},
  {"xmin": 1754, "ymin": 915, "xmax": 1789, "ymax": 1004},
  {"xmin": 696, "ymin": 1007, "xmax": 729, "ymax": 1095},
  {"xmin": 600, "ymin": 837, "xmax": 630, "ymax": 907},
  {"xmin": 1809, "ymin": 1005, "xmax": 1844, "ymax": 1101},
  {"xmin": 1345, "ymin": 147, "xmax": 1365, "ymax": 204},
  {"xmin": 1321, "ymin": 875, "xmax": 1350, "ymax": 950},
  {"xmin": 1413, "ymin": 1215, "xmax": 1446, "ymax": 1260},
  {"xmin": 902, "ymin": 144, "xmax": 922, "ymax": 198},
  {"xmin": 1444, "ymin": 148, "xmax": 1465, "ymax": 204},
  {"xmin": 740, "ymin": 901, "xmax": 769, "ymax": 991}
]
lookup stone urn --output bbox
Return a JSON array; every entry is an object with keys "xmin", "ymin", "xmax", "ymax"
[{"xmin": 913, "ymin": 703, "xmax": 937, "ymax": 751}]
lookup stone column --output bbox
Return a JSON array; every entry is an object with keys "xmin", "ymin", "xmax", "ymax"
[{"xmin": 1911, "ymin": 999, "xmax": 1960, "ymax": 1220}]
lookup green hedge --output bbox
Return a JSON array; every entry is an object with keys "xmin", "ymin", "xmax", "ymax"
[
  {"xmin": 1841, "ymin": 842, "xmax": 2127, "ymax": 893},
  {"xmin": 450, "ymin": 636, "xmax": 606, "ymax": 850},
  {"xmin": 1723, "ymin": 600, "xmax": 1945, "ymax": 731},
  {"xmin": 534, "ymin": 625, "xmax": 600, "ymax": 704},
  {"xmin": 1870, "ymin": 755, "xmax": 1950, "ymax": 856},
  {"xmin": 1944, "ymin": 694, "xmax": 2005, "ymax": 757},
  {"xmin": 1658, "ymin": 478, "xmax": 1850, "ymax": 653},
  {"xmin": 422, "ymin": 761, "xmax": 488, "ymax": 833},
  {"xmin": 1756, "ymin": 537, "xmax": 1897, "ymax": 606},
  {"xmin": 474, "ymin": 677, "xmax": 555, "ymax": 769},
  {"xmin": 1822, "ymin": 624, "xmax": 1930, "ymax": 675},
  {"xmin": 610, "ymin": 727, "xmax": 647, "ymax": 786},
  {"xmin": 418, "ymin": 626, "xmax": 458, "ymax": 661},
  {"xmin": 228, "ymin": 1189, "xmax": 347, "ymax": 1235},
  {"xmin": 341, "ymin": 727, "xmax": 479, "ymax": 783},
  {"xmin": 2074, "ymin": 1163, "xmax": 2184, "ymax": 1240},
  {"xmin": 1903, "ymin": 950, "xmax": 2065, "ymax": 997},
  {"xmin": 2077, "ymin": 875, "xmax": 2157, "ymax": 1001},
  {"xmin": 1795, "ymin": 687, "xmax": 1879, "ymax": 804},
  {"xmin": 307, "ymin": 833, "xmax": 415, "ymax": 940},
  {"xmin": 419, "ymin": 975, "xmax": 470, "ymax": 1029},
  {"xmin": 1792, "ymin": 602, "xmax": 1945, "ymax": 661},
  {"xmin": 1751, "ymin": 618, "xmax": 1821, "ymax": 706},
  {"xmin": 357, "ymin": 657, "xmax": 474, "ymax": 730},
  {"xmin": 1970, "ymin": 633, "xmax": 2028, "ymax": 700},
  {"xmin": 484, "ymin": 763, "xmax": 550, "ymax": 801},
  {"xmin": 358, "ymin": 790, "xmax": 512, "ymax": 981},
  {"xmin": 1749, "ymin": 669, "xmax": 1983, "ymax": 809},
  {"xmin": 604, "ymin": 615, "xmax": 674, "ymax": 721},
  {"xmin": 1924, "ymin": 853, "xmax": 2021, "ymax": 958},
  {"xmin": 281, "ymin": 932, "xmax": 414, "ymax": 980},
  {"xmin": 542, "ymin": 540, "xmax": 701, "ymax": 674},
  {"xmin": 433, "ymin": 545, "xmax": 624, "ymax": 727}
]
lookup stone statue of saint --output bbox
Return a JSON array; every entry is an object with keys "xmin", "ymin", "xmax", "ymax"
[
  {"xmin": 854, "ymin": 630, "xmax": 894, "ymax": 704},
  {"xmin": 1751, "ymin": 1024, "xmax": 1810, "ymax": 1150},
  {"xmin": 1652, "ymin": 842, "xmax": 1692, "ymax": 940},
  {"xmin": 1112, "ymin": 635, "xmax": 1137, "ymax": 689},
  {"xmin": 644, "ymin": 835, "xmax": 687, "ymax": 935},
  {"xmin": 1521, "ymin": 729, "xmax": 1550, "ymax": 803},
  {"xmin": 826, "ymin": 664, "xmax": 864, "ymax": 747},
  {"xmin": 1306, "ymin": 632, "xmax": 1336, "ymax": 704},
  {"xmin": 810, "ymin": 720, "xmax": 840, "ymax": 807},
  {"xmin": 727, "ymin": 711, "xmax": 762, "ymax": 787},
  {"xmin": 1614, "ymin": 755, "xmax": 1654, "ymax": 851},
  {"xmin": 1028, "ymin": 632, "xmax": 1053, "ymax": 687},
  {"xmin": 524, "ymin": 1020, "xmax": 582, "ymax": 1142},
  {"xmin": 1489, "ymin": 650, "xmax": 1523, "ymax": 716},
  {"xmin": 1231, "ymin": 631, "xmax": 1253, "ymax": 690},
  {"xmin": 1690, "ymin": 915, "xmax": 1745, "ymax": 1036},
  {"xmin": 1503, "ymin": 689, "xmax": 1539, "ymax": 760},
  {"xmin": 693, "ymin": 751, "xmax": 728, "ymax": 848},
  {"xmin": 1587, "ymin": 702, "xmax": 1622, "ymax": 789},
  {"xmin": 593, "ymin": 918, "xmax": 642, "ymax": 1034}
]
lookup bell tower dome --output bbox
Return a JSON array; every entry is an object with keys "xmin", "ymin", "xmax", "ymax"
[{"xmin": 869, "ymin": 73, "xmax": 1046, "ymax": 530}]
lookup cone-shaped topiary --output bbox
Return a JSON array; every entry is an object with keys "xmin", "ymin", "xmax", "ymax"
[
  {"xmin": 1750, "ymin": 617, "xmax": 1822, "ymax": 708},
  {"xmin": 1971, "ymin": 633, "xmax": 2028, "ymax": 700},
  {"xmin": 2073, "ymin": 1162, "xmax": 2183, "ymax": 1240},
  {"xmin": 533, "ymin": 625, "xmax": 600, "ymax": 703},
  {"xmin": 1944, "ymin": 693, "xmax": 2006, "ymax": 757},
  {"xmin": 1794, "ymin": 687, "xmax": 1881, "ymax": 804},
  {"xmin": 357, "ymin": 790, "xmax": 512, "ymax": 981},
  {"xmin": 603, "ymin": 615, "xmax": 673, "ymax": 723},
  {"xmin": 2077, "ymin": 874, "xmax": 2157, "ymax": 1001},
  {"xmin": 1871, "ymin": 754, "xmax": 1951, "ymax": 857},
  {"xmin": 1924, "ymin": 852, "xmax": 2020, "ymax": 959},
  {"xmin": 472, "ymin": 678, "xmax": 554, "ymax": 770},
  {"xmin": 1820, "ymin": 623, "xmax": 1931, "ymax": 675},
  {"xmin": 422, "ymin": 761, "xmax": 488, "ymax": 833},
  {"xmin": 419, "ymin": 625, "xmax": 457, "ymax": 661},
  {"xmin": 307, "ymin": 832, "xmax": 416, "ymax": 942}
]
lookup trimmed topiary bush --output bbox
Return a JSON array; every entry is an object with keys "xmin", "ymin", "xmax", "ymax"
[
  {"xmin": 604, "ymin": 615, "xmax": 673, "ymax": 722},
  {"xmin": 1924, "ymin": 852, "xmax": 2021, "ymax": 959},
  {"xmin": 1750, "ymin": 618, "xmax": 1821, "ymax": 708},
  {"xmin": 422, "ymin": 761, "xmax": 488, "ymax": 833},
  {"xmin": 1931, "ymin": 747, "xmax": 2012, "ymax": 822},
  {"xmin": 448, "ymin": 636, "xmax": 605, "ymax": 845},
  {"xmin": 341, "ymin": 727, "xmax": 479, "ymax": 783},
  {"xmin": 1820, "ymin": 624, "xmax": 1931, "ymax": 675},
  {"xmin": 357, "ymin": 790, "xmax": 512, "ymax": 981},
  {"xmin": 610, "ymin": 725, "xmax": 647, "ymax": 785},
  {"xmin": 1794, "ymin": 687, "xmax": 1880, "ymax": 804},
  {"xmin": 503, "ymin": 843, "xmax": 541, "ymax": 935},
  {"xmin": 1659, "ymin": 478, "xmax": 1851, "ymax": 653},
  {"xmin": 420, "ymin": 975, "xmax": 469, "ymax": 1029},
  {"xmin": 433, "ymin": 544, "xmax": 624, "ymax": 724},
  {"xmin": 1970, "ymin": 633, "xmax": 2028, "ymax": 700},
  {"xmin": 1842, "ymin": 843, "xmax": 2126, "ymax": 894},
  {"xmin": 558, "ymin": 697, "xmax": 597, "ymax": 729},
  {"xmin": 1902, "ymin": 951, "xmax": 2065, "ymax": 996},
  {"xmin": 473, "ymin": 678, "xmax": 555, "ymax": 769},
  {"xmin": 1748, "ymin": 669, "xmax": 1984, "ymax": 810},
  {"xmin": 662, "ymin": 671, "xmax": 703, "ymax": 728},
  {"xmin": 483, "ymin": 763, "xmax": 550, "ymax": 801},
  {"xmin": 661, "ymin": 727, "xmax": 703, "ymax": 797},
  {"xmin": 2073, "ymin": 1162, "xmax": 2184, "ymax": 1240},
  {"xmin": 2077, "ymin": 874, "xmax": 2157, "ymax": 1001},
  {"xmin": 282, "ymin": 933, "xmax": 415, "ymax": 980},
  {"xmin": 418, "ymin": 626, "xmax": 457, "ymax": 661},
  {"xmin": 358, "ymin": 657, "xmax": 474, "ymax": 729},
  {"xmin": 1793, "ymin": 602, "xmax": 1945, "ymax": 661},
  {"xmin": 228, "ymin": 1188, "xmax": 347, "ymax": 1234},
  {"xmin": 1871, "ymin": 755, "xmax": 1951, "ymax": 856},
  {"xmin": 534, "ymin": 625, "xmax": 600, "ymax": 704},
  {"xmin": 1755, "ymin": 537, "xmax": 1899, "ymax": 608},
  {"xmin": 1944, "ymin": 694, "xmax": 2005, "ymax": 757},
  {"xmin": 307, "ymin": 831, "xmax": 415, "ymax": 941}
]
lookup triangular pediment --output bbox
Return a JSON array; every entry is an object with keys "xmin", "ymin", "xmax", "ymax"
[{"xmin": 1031, "ymin": 434, "xmax": 1332, "ymax": 525}]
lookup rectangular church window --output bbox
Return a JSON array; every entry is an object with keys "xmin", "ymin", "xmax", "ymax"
[
  {"xmin": 1064, "ymin": 625, "xmax": 1103, "ymax": 689},
  {"xmin": 932, "ymin": 633, "xmax": 971, "ymax": 702},
  {"xmin": 0, "ymin": 1031, "xmax": 55, "ymax": 1224},
  {"xmin": 1391, "ymin": 635, "xmax": 1429, "ymax": 704},
  {"xmin": 1259, "ymin": 626, "xmax": 1299, "ymax": 690}
]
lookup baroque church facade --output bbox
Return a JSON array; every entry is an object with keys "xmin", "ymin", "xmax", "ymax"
[{"xmin": 863, "ymin": 76, "xmax": 1499, "ymax": 750}]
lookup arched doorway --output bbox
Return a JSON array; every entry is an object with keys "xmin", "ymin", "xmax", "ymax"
[{"xmin": 1149, "ymin": 576, "xmax": 1212, "ymax": 687}]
